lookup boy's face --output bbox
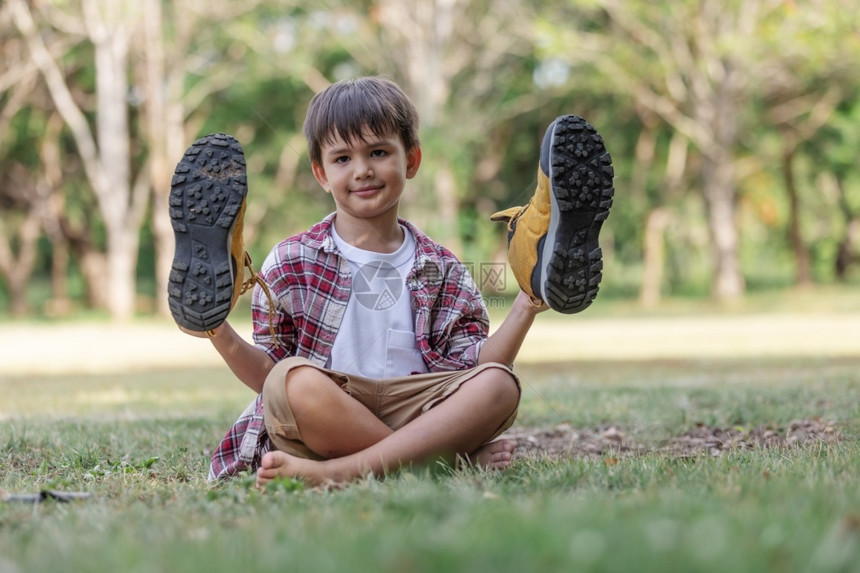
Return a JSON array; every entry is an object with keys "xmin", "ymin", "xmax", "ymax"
[{"xmin": 311, "ymin": 127, "xmax": 421, "ymax": 225}]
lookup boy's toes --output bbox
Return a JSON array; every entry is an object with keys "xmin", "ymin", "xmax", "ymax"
[{"xmin": 470, "ymin": 439, "xmax": 516, "ymax": 471}]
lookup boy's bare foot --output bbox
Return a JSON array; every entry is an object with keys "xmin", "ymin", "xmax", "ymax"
[
  {"xmin": 257, "ymin": 439, "xmax": 517, "ymax": 489},
  {"xmin": 468, "ymin": 439, "xmax": 516, "ymax": 471},
  {"xmin": 256, "ymin": 451, "xmax": 336, "ymax": 488}
]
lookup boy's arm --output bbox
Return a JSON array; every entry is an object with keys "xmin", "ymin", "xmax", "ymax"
[
  {"xmin": 477, "ymin": 291, "xmax": 547, "ymax": 366},
  {"xmin": 181, "ymin": 322, "xmax": 275, "ymax": 394}
]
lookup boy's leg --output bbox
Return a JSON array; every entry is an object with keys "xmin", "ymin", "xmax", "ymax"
[
  {"xmin": 258, "ymin": 365, "xmax": 520, "ymax": 486},
  {"xmin": 264, "ymin": 366, "xmax": 393, "ymax": 458},
  {"xmin": 263, "ymin": 358, "xmax": 393, "ymax": 460}
]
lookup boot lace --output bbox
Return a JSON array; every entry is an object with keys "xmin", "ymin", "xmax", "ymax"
[{"xmin": 232, "ymin": 252, "xmax": 280, "ymax": 349}]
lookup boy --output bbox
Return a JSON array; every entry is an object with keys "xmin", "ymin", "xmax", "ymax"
[{"xmin": 167, "ymin": 77, "xmax": 613, "ymax": 487}]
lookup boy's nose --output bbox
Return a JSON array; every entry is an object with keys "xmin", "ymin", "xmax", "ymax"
[
  {"xmin": 353, "ymin": 159, "xmax": 374, "ymax": 179},
  {"xmin": 352, "ymin": 158, "xmax": 373, "ymax": 179}
]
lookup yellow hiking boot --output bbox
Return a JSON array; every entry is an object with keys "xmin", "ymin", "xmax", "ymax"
[
  {"xmin": 167, "ymin": 133, "xmax": 275, "ymax": 336},
  {"xmin": 491, "ymin": 115, "xmax": 614, "ymax": 313}
]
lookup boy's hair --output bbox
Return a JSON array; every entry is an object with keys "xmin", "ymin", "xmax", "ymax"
[{"xmin": 303, "ymin": 76, "xmax": 420, "ymax": 165}]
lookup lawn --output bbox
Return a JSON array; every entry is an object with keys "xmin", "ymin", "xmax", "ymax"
[{"xmin": 1, "ymin": 294, "xmax": 859, "ymax": 572}]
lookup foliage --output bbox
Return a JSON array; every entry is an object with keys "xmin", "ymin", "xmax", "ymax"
[{"xmin": 1, "ymin": 0, "xmax": 860, "ymax": 317}]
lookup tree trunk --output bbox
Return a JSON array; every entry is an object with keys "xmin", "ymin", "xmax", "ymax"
[
  {"xmin": 629, "ymin": 121, "xmax": 657, "ymax": 208},
  {"xmin": 151, "ymin": 155, "xmax": 177, "ymax": 319},
  {"xmin": 78, "ymin": 249, "xmax": 109, "ymax": 308},
  {"xmin": 835, "ymin": 220, "xmax": 859, "ymax": 281},
  {"xmin": 45, "ymin": 237, "xmax": 72, "ymax": 317},
  {"xmin": 639, "ymin": 208, "xmax": 669, "ymax": 308},
  {"xmin": 702, "ymin": 150, "xmax": 744, "ymax": 301},
  {"xmin": 699, "ymin": 62, "xmax": 745, "ymax": 303},
  {"xmin": 630, "ymin": 120, "xmax": 664, "ymax": 307},
  {"xmin": 103, "ymin": 220, "xmax": 138, "ymax": 319},
  {"xmin": 40, "ymin": 114, "xmax": 72, "ymax": 315},
  {"xmin": 142, "ymin": 0, "xmax": 184, "ymax": 318},
  {"xmin": 434, "ymin": 164, "xmax": 462, "ymax": 256},
  {"xmin": 783, "ymin": 147, "xmax": 812, "ymax": 285},
  {"xmin": 834, "ymin": 174, "xmax": 857, "ymax": 280},
  {"xmin": 0, "ymin": 210, "xmax": 40, "ymax": 316},
  {"xmin": 93, "ymin": 15, "xmax": 136, "ymax": 320}
]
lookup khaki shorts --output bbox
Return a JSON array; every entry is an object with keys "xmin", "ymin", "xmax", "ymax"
[{"xmin": 262, "ymin": 356, "xmax": 521, "ymax": 460}]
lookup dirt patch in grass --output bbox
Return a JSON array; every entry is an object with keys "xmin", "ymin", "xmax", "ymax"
[{"xmin": 504, "ymin": 419, "xmax": 840, "ymax": 460}]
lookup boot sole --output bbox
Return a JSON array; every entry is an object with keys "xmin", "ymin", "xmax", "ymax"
[
  {"xmin": 167, "ymin": 133, "xmax": 247, "ymax": 331},
  {"xmin": 539, "ymin": 115, "xmax": 614, "ymax": 313}
]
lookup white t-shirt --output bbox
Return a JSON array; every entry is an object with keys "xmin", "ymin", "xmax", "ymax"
[{"xmin": 328, "ymin": 225, "xmax": 429, "ymax": 379}]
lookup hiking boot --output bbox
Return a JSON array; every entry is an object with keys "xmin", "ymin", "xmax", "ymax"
[
  {"xmin": 167, "ymin": 133, "xmax": 273, "ymax": 335},
  {"xmin": 491, "ymin": 115, "xmax": 614, "ymax": 314}
]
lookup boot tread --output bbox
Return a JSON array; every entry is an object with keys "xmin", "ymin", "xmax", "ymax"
[{"xmin": 168, "ymin": 133, "xmax": 246, "ymax": 331}]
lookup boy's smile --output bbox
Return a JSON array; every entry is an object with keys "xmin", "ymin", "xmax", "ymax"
[{"xmin": 312, "ymin": 128, "xmax": 422, "ymax": 239}]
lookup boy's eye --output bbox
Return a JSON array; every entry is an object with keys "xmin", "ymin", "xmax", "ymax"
[
  {"xmin": 334, "ymin": 155, "xmax": 350, "ymax": 163},
  {"xmin": 370, "ymin": 149, "xmax": 387, "ymax": 157}
]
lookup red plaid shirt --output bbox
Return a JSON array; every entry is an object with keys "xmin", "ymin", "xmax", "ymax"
[{"xmin": 209, "ymin": 214, "xmax": 489, "ymax": 480}]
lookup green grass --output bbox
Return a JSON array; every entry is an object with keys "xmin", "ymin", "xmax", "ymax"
[{"xmin": 2, "ymin": 354, "xmax": 860, "ymax": 571}]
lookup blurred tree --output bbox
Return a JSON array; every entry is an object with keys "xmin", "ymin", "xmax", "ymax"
[
  {"xmin": 801, "ymin": 97, "xmax": 860, "ymax": 281},
  {"xmin": 0, "ymin": 9, "xmax": 43, "ymax": 316},
  {"xmin": 0, "ymin": 165, "xmax": 42, "ymax": 316},
  {"xmin": 557, "ymin": 0, "xmax": 756, "ymax": 301},
  {"xmin": 830, "ymin": 101, "xmax": 860, "ymax": 280},
  {"xmin": 5, "ymin": 0, "xmax": 274, "ymax": 318},
  {"xmin": 3, "ymin": 0, "xmax": 858, "ymax": 317},
  {"xmin": 540, "ymin": 0, "xmax": 860, "ymax": 302},
  {"xmin": 0, "ymin": 6, "xmax": 95, "ymax": 315},
  {"xmin": 9, "ymin": 0, "xmax": 147, "ymax": 320},
  {"xmin": 757, "ymin": 0, "xmax": 860, "ymax": 285}
]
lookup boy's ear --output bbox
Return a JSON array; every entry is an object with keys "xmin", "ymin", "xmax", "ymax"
[
  {"xmin": 405, "ymin": 146, "xmax": 422, "ymax": 179},
  {"xmin": 311, "ymin": 161, "xmax": 331, "ymax": 192}
]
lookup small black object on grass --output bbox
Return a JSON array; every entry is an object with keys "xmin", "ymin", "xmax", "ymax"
[{"xmin": 1, "ymin": 490, "xmax": 92, "ymax": 504}]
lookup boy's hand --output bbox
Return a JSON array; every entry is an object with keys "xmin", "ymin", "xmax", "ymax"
[{"xmin": 513, "ymin": 290, "xmax": 549, "ymax": 314}]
